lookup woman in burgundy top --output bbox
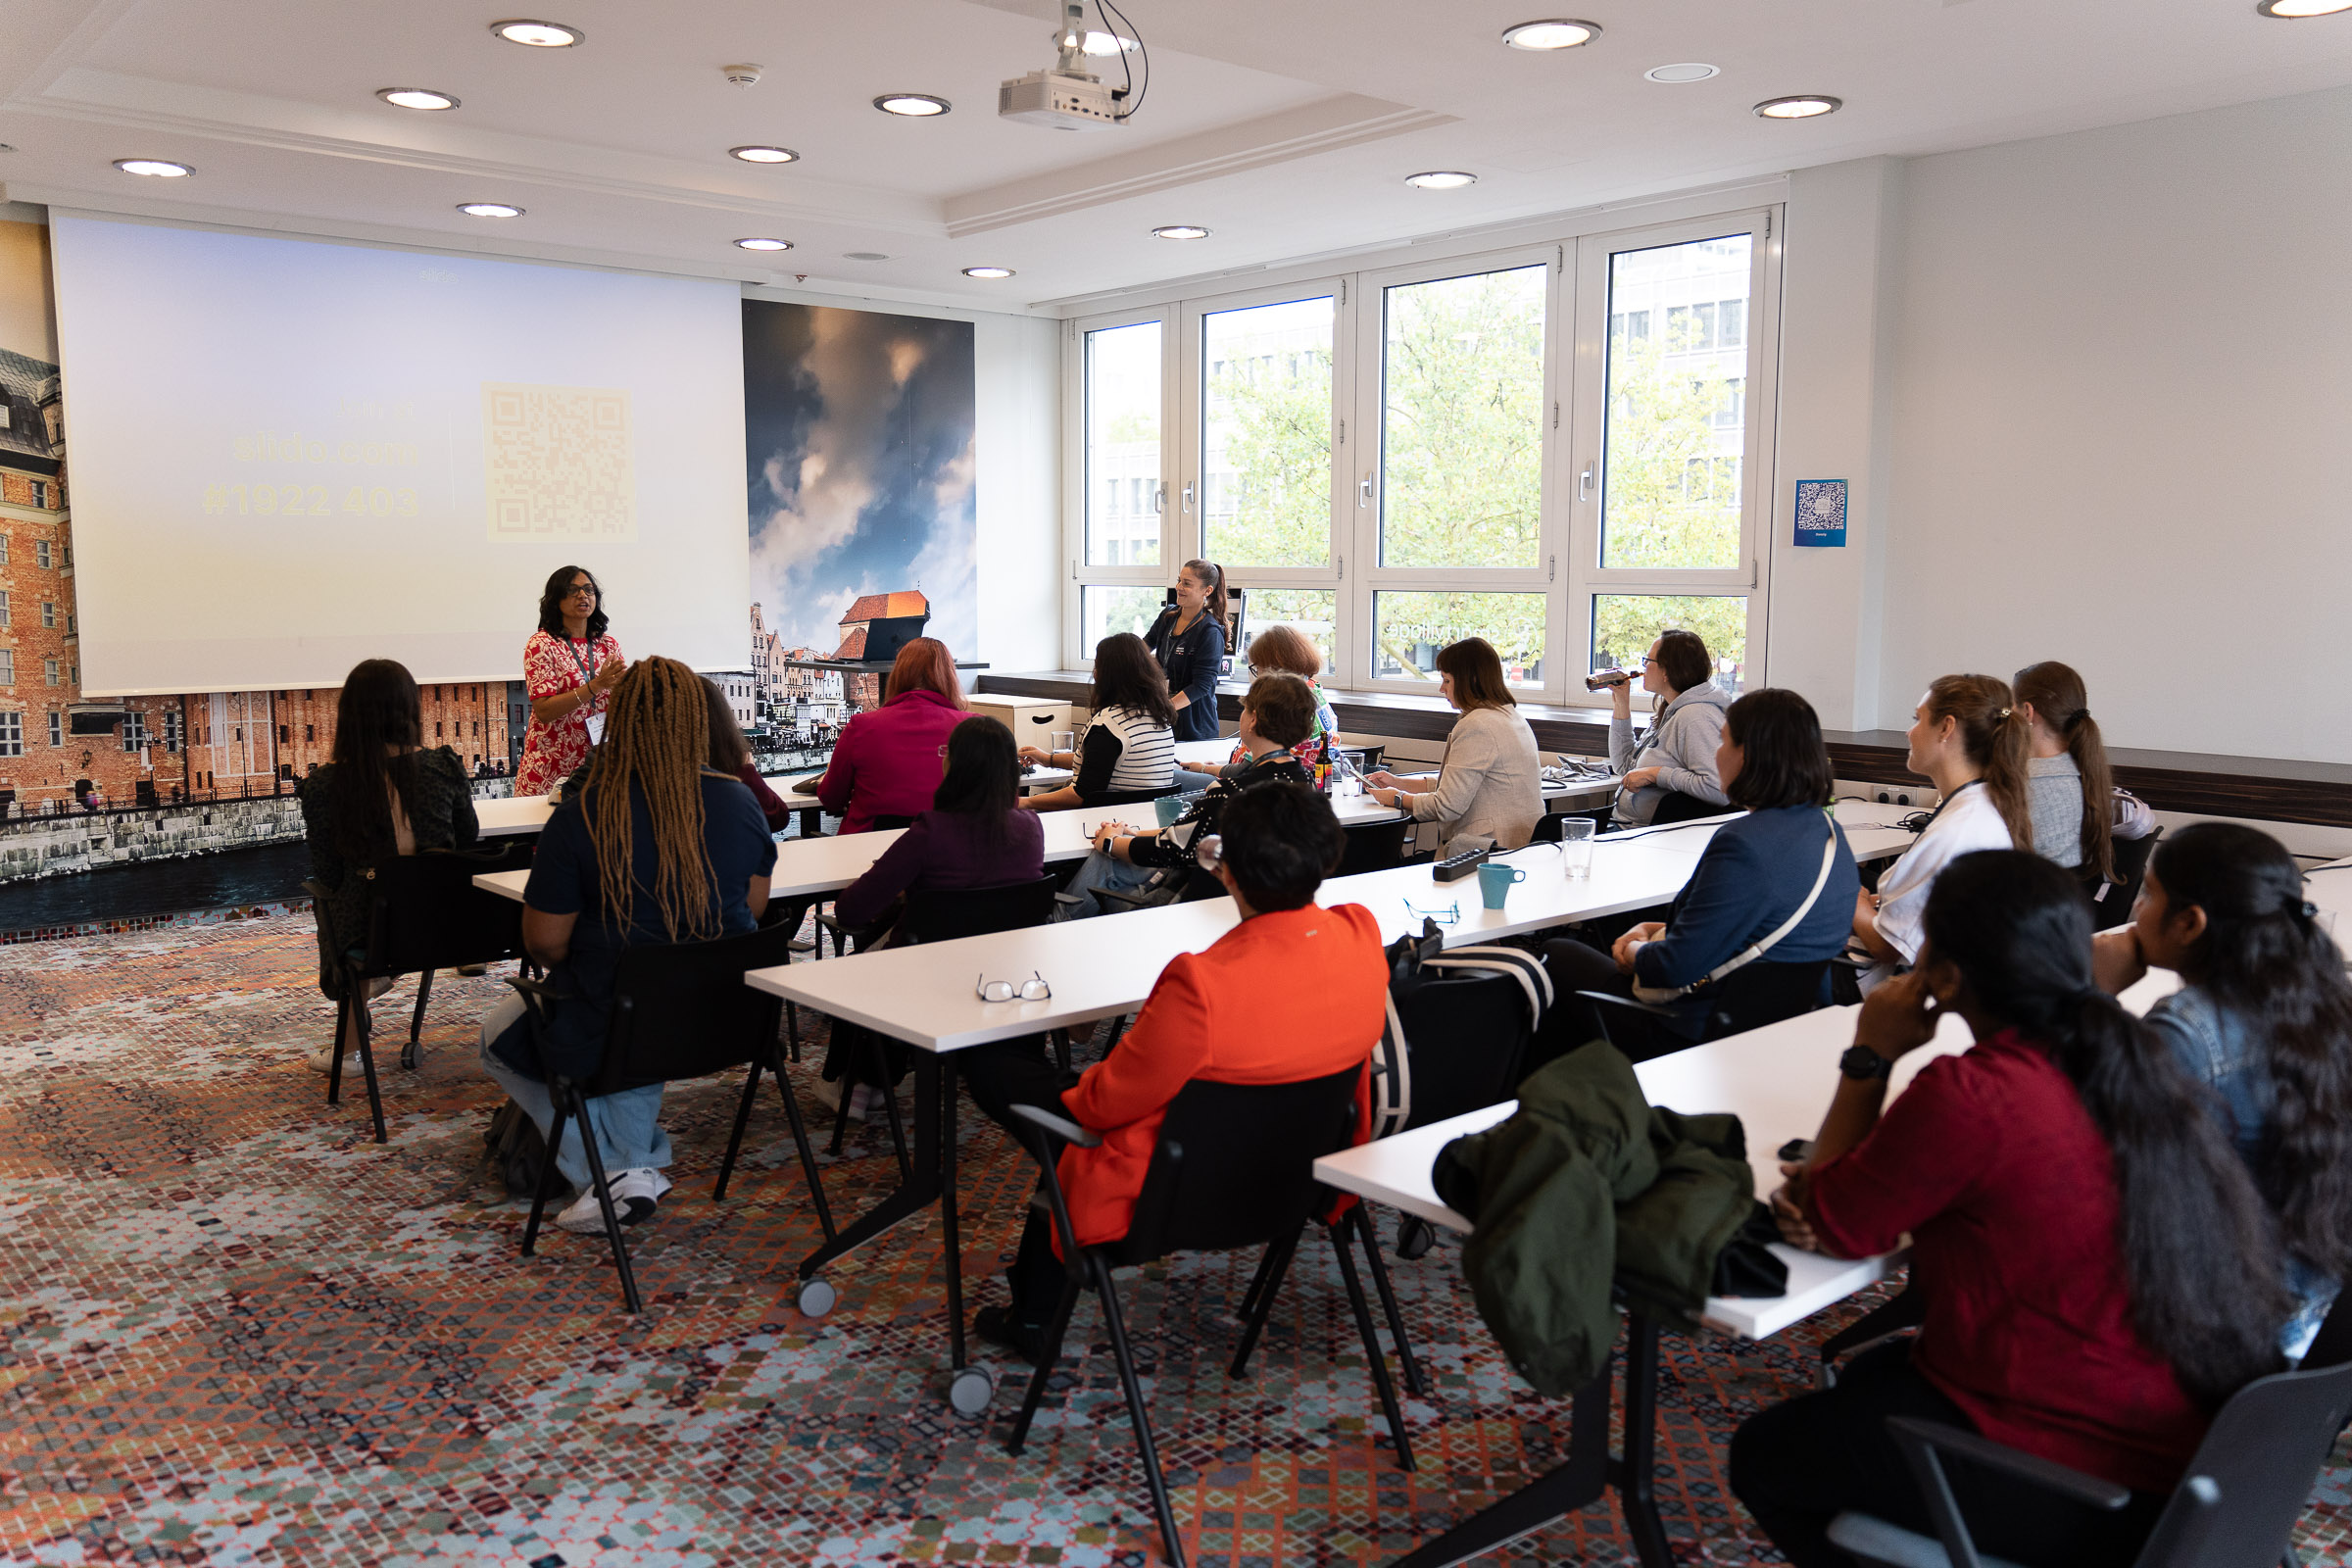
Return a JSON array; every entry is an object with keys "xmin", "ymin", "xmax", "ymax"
[
  {"xmin": 822, "ymin": 714, "xmax": 1046, "ymax": 1109},
  {"xmin": 814, "ymin": 637, "xmax": 968, "ymax": 833},
  {"xmin": 1733, "ymin": 850, "xmax": 2287, "ymax": 1568}
]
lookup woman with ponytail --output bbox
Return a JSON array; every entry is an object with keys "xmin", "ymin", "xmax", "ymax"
[
  {"xmin": 2094, "ymin": 821, "xmax": 2352, "ymax": 1355},
  {"xmin": 478, "ymin": 657, "xmax": 777, "ymax": 1234},
  {"xmin": 2013, "ymin": 660, "xmax": 2153, "ymax": 881},
  {"xmin": 1143, "ymin": 559, "xmax": 1229, "ymax": 747},
  {"xmin": 1734, "ymin": 850, "xmax": 2288, "ymax": 1567},
  {"xmin": 1852, "ymin": 674, "xmax": 2034, "ymax": 991}
]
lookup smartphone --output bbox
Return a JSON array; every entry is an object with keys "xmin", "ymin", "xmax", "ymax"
[{"xmin": 1777, "ymin": 1137, "xmax": 1815, "ymax": 1163}]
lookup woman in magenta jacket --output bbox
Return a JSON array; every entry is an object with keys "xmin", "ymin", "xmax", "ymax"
[{"xmin": 814, "ymin": 638, "xmax": 969, "ymax": 833}]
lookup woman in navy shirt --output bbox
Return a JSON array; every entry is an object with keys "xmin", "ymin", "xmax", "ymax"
[
  {"xmin": 1144, "ymin": 559, "xmax": 1228, "ymax": 748},
  {"xmin": 478, "ymin": 656, "xmax": 777, "ymax": 1234},
  {"xmin": 1535, "ymin": 687, "xmax": 1859, "ymax": 1065}
]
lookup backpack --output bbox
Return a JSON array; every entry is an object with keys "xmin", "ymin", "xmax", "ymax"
[
  {"xmin": 484, "ymin": 1099, "xmax": 550, "ymax": 1199},
  {"xmin": 1369, "ymin": 920, "xmax": 1553, "ymax": 1139}
]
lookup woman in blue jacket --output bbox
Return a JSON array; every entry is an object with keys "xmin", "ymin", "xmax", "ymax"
[
  {"xmin": 1144, "ymin": 558, "xmax": 1228, "ymax": 750},
  {"xmin": 1535, "ymin": 687, "xmax": 1860, "ymax": 1065}
]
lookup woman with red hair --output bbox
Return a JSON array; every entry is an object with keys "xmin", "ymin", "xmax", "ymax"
[{"xmin": 813, "ymin": 637, "xmax": 968, "ymax": 833}]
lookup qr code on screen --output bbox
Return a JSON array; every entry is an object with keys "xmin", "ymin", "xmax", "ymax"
[{"xmin": 482, "ymin": 382, "xmax": 637, "ymax": 542}]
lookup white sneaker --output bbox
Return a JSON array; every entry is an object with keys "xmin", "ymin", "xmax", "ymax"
[
  {"xmin": 557, "ymin": 1169, "xmax": 669, "ymax": 1233},
  {"xmin": 555, "ymin": 1185, "xmax": 612, "ymax": 1233}
]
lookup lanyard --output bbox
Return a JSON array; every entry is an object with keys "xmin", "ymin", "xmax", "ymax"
[
  {"xmin": 1915, "ymin": 777, "xmax": 1982, "ymax": 831},
  {"xmin": 564, "ymin": 637, "xmax": 600, "ymax": 688}
]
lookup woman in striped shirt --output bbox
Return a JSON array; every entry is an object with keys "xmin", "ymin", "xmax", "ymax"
[{"xmin": 1020, "ymin": 633, "xmax": 1178, "ymax": 811}]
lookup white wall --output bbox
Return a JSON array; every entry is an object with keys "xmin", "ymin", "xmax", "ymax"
[
  {"xmin": 1841, "ymin": 85, "xmax": 2352, "ymax": 760},
  {"xmin": 973, "ymin": 312, "xmax": 1062, "ymax": 672}
]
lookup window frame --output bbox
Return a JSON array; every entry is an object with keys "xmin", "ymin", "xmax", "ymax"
[
  {"xmin": 1558, "ymin": 210, "xmax": 1782, "ymax": 707},
  {"xmin": 1059, "ymin": 205, "xmax": 1783, "ymax": 705}
]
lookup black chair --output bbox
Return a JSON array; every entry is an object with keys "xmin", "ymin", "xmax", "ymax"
[
  {"xmin": 2078, "ymin": 827, "xmax": 2161, "ymax": 933},
  {"xmin": 505, "ymin": 920, "xmax": 823, "ymax": 1314},
  {"xmin": 1828, "ymin": 1290, "xmax": 2352, "ymax": 1568},
  {"xmin": 1337, "ymin": 816, "xmax": 1412, "ymax": 877},
  {"xmin": 1574, "ymin": 957, "xmax": 1832, "ymax": 1063},
  {"xmin": 1004, "ymin": 1067, "xmax": 1420, "ymax": 1568},
  {"xmin": 1646, "ymin": 789, "xmax": 1727, "ymax": 826},
  {"xmin": 1533, "ymin": 808, "xmax": 1611, "ymax": 843},
  {"xmin": 308, "ymin": 845, "xmax": 531, "ymax": 1142}
]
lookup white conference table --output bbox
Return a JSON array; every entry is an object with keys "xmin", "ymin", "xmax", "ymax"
[
  {"xmin": 1309, "ymin": 965, "xmax": 2182, "ymax": 1567},
  {"xmin": 475, "ymin": 794, "xmax": 555, "ymax": 837}
]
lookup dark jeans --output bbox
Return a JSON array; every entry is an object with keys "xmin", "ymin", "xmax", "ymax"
[
  {"xmin": 956, "ymin": 1035, "xmax": 1082, "ymax": 1323},
  {"xmin": 1729, "ymin": 1339, "xmax": 2167, "ymax": 1568}
]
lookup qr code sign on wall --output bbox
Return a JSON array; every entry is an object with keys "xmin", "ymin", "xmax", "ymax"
[{"xmin": 482, "ymin": 382, "xmax": 637, "ymax": 541}]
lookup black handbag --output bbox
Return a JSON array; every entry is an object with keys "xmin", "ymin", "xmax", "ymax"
[{"xmin": 484, "ymin": 1099, "xmax": 549, "ymax": 1199}]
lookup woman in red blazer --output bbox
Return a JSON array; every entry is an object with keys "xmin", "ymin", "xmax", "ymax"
[
  {"xmin": 813, "ymin": 638, "xmax": 969, "ymax": 833},
  {"xmin": 965, "ymin": 781, "xmax": 1391, "ymax": 1361}
]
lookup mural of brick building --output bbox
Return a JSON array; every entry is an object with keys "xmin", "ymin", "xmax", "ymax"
[{"xmin": 833, "ymin": 590, "xmax": 929, "ymax": 710}]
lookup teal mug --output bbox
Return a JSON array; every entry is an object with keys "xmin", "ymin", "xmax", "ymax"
[
  {"xmin": 1153, "ymin": 794, "xmax": 1188, "ymax": 828},
  {"xmin": 1476, "ymin": 860, "xmax": 1526, "ymax": 910}
]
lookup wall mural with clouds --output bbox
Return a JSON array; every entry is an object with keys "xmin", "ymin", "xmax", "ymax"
[{"xmin": 743, "ymin": 300, "xmax": 977, "ymax": 672}]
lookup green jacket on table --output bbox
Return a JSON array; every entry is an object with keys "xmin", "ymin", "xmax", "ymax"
[{"xmin": 1432, "ymin": 1043, "xmax": 1760, "ymax": 1396}]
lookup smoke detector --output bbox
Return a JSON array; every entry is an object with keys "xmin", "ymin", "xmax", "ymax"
[{"xmin": 722, "ymin": 63, "xmax": 763, "ymax": 89}]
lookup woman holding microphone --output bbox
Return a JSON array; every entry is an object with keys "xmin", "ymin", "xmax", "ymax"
[{"xmin": 516, "ymin": 564, "xmax": 625, "ymax": 797}]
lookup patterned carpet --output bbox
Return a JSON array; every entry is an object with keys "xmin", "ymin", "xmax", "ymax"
[{"xmin": 1, "ymin": 913, "xmax": 2346, "ymax": 1568}]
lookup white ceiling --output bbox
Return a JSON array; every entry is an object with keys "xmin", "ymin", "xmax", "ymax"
[{"xmin": 2, "ymin": 0, "xmax": 2349, "ymax": 313}]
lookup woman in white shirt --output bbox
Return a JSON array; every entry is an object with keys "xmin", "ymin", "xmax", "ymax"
[{"xmin": 1853, "ymin": 673, "xmax": 2034, "ymax": 990}]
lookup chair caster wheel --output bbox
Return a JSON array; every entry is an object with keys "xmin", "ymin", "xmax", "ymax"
[
  {"xmin": 400, "ymin": 1045, "xmax": 419, "ymax": 1071},
  {"xmin": 1396, "ymin": 1215, "xmax": 1435, "ymax": 1261},
  {"xmin": 797, "ymin": 1278, "xmax": 836, "ymax": 1318},
  {"xmin": 948, "ymin": 1365, "xmax": 996, "ymax": 1416}
]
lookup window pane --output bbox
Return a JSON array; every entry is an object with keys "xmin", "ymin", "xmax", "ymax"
[
  {"xmin": 1591, "ymin": 595, "xmax": 1747, "ymax": 693},
  {"xmin": 1236, "ymin": 589, "xmax": 1337, "ymax": 674},
  {"xmin": 1380, "ymin": 265, "xmax": 1546, "ymax": 569},
  {"xmin": 1599, "ymin": 235, "xmax": 1752, "ymax": 570},
  {"xmin": 1374, "ymin": 592, "xmax": 1545, "ymax": 686},
  {"xmin": 1080, "ymin": 585, "xmax": 1165, "ymax": 654},
  {"xmin": 1085, "ymin": 322, "xmax": 1160, "ymax": 567},
  {"xmin": 1201, "ymin": 297, "xmax": 1332, "ymax": 567}
]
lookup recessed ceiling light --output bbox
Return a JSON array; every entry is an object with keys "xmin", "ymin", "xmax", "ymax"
[
  {"xmin": 1644, "ymin": 62, "xmax": 1719, "ymax": 83},
  {"xmin": 1078, "ymin": 29, "xmax": 1139, "ymax": 54},
  {"xmin": 844, "ymin": 251, "xmax": 890, "ymax": 261},
  {"xmin": 1754, "ymin": 94, "xmax": 1842, "ymax": 119},
  {"xmin": 2258, "ymin": 0, "xmax": 2352, "ymax": 14},
  {"xmin": 377, "ymin": 87, "xmax": 460, "ymax": 111},
  {"xmin": 962, "ymin": 266, "xmax": 1015, "ymax": 278},
  {"xmin": 1404, "ymin": 170, "xmax": 1477, "ymax": 190},
  {"xmin": 458, "ymin": 202, "xmax": 524, "ymax": 218},
  {"xmin": 1152, "ymin": 224, "xmax": 1210, "ymax": 240},
  {"xmin": 1501, "ymin": 19, "xmax": 1601, "ymax": 50},
  {"xmin": 729, "ymin": 145, "xmax": 799, "ymax": 164},
  {"xmin": 735, "ymin": 237, "xmax": 792, "ymax": 251},
  {"xmin": 491, "ymin": 19, "xmax": 583, "ymax": 47},
  {"xmin": 114, "ymin": 158, "xmax": 191, "ymax": 177},
  {"xmin": 874, "ymin": 94, "xmax": 951, "ymax": 117}
]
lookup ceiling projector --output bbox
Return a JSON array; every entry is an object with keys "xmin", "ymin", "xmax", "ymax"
[{"xmin": 999, "ymin": 1, "xmax": 1126, "ymax": 130}]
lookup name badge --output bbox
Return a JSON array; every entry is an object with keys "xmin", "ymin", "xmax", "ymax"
[{"xmin": 585, "ymin": 712, "xmax": 607, "ymax": 747}]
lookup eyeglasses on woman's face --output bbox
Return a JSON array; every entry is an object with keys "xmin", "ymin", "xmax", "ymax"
[{"xmin": 565, "ymin": 580, "xmax": 598, "ymax": 602}]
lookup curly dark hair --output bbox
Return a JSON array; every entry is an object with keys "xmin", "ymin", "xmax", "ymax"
[{"xmin": 537, "ymin": 564, "xmax": 609, "ymax": 641}]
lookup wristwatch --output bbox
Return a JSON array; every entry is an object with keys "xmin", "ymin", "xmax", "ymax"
[{"xmin": 1839, "ymin": 1044, "xmax": 1894, "ymax": 1081}]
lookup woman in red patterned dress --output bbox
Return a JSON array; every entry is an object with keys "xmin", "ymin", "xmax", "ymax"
[{"xmin": 516, "ymin": 564, "xmax": 625, "ymax": 797}]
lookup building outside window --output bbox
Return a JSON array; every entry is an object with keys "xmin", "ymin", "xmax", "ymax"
[
  {"xmin": 47, "ymin": 711, "xmax": 62, "ymax": 748},
  {"xmin": 122, "ymin": 711, "xmax": 148, "ymax": 753},
  {"xmin": 29, "ymin": 481, "xmax": 49, "ymax": 509},
  {"xmin": 0, "ymin": 711, "xmax": 21, "ymax": 758},
  {"xmin": 0, "ymin": 651, "xmax": 14, "ymax": 686},
  {"xmin": 164, "ymin": 710, "xmax": 182, "ymax": 753},
  {"xmin": 40, "ymin": 600, "xmax": 54, "ymax": 628},
  {"xmin": 34, "ymin": 539, "xmax": 50, "ymax": 569},
  {"xmin": 0, "ymin": 590, "xmax": 9, "ymax": 627}
]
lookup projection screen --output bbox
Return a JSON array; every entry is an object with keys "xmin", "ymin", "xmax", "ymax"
[{"xmin": 48, "ymin": 213, "xmax": 749, "ymax": 695}]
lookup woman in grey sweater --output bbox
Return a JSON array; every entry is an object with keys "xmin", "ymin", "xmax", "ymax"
[
  {"xmin": 1366, "ymin": 638, "xmax": 1543, "ymax": 851},
  {"xmin": 1606, "ymin": 628, "xmax": 1732, "ymax": 827}
]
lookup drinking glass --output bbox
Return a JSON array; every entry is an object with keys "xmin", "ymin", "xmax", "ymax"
[{"xmin": 1558, "ymin": 816, "xmax": 1597, "ymax": 880}]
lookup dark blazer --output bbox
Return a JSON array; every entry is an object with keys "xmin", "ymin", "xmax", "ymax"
[{"xmin": 1145, "ymin": 604, "xmax": 1227, "ymax": 744}]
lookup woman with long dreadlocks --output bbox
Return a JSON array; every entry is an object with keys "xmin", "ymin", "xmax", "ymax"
[{"xmin": 479, "ymin": 656, "xmax": 777, "ymax": 1233}]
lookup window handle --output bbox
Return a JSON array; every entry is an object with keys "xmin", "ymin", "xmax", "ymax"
[
  {"xmin": 1182, "ymin": 480, "xmax": 1195, "ymax": 515},
  {"xmin": 1579, "ymin": 464, "xmax": 1594, "ymax": 503},
  {"xmin": 1153, "ymin": 483, "xmax": 1166, "ymax": 514},
  {"xmin": 1358, "ymin": 476, "xmax": 1373, "ymax": 509}
]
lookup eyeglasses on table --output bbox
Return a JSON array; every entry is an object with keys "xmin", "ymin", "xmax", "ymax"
[{"xmin": 976, "ymin": 971, "xmax": 1053, "ymax": 1003}]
